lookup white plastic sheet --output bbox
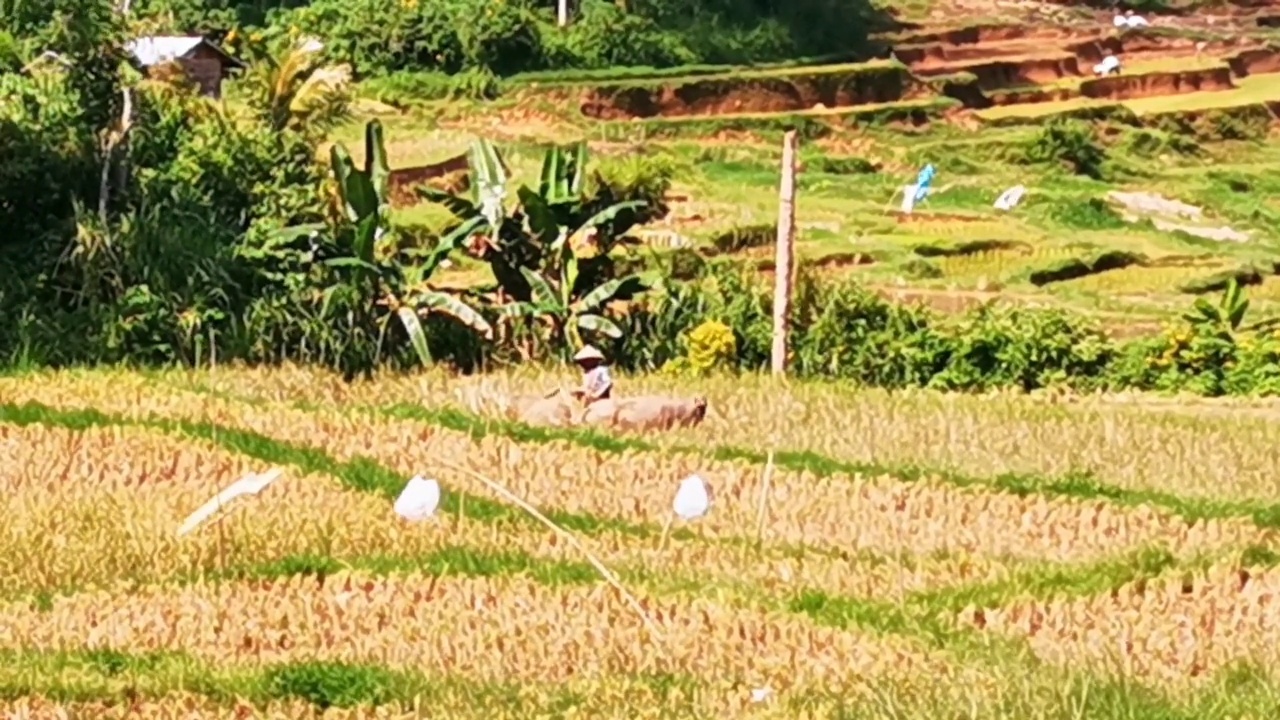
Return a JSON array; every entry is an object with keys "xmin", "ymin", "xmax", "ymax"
[
  {"xmin": 994, "ymin": 184, "xmax": 1027, "ymax": 211},
  {"xmin": 900, "ymin": 184, "xmax": 919, "ymax": 214},
  {"xmin": 176, "ymin": 468, "xmax": 283, "ymax": 537}
]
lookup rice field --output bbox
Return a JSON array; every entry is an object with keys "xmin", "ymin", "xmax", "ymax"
[{"xmin": 4, "ymin": 365, "xmax": 1280, "ymax": 718}]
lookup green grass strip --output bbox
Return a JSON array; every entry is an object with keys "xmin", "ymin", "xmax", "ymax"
[
  {"xmin": 0, "ymin": 646, "xmax": 1269, "ymax": 719},
  {"xmin": 786, "ymin": 545, "xmax": 1183, "ymax": 643},
  {"xmin": 21, "ymin": 543, "xmax": 603, "ymax": 612},
  {"xmin": 0, "ymin": 649, "xmax": 705, "ymax": 712}
]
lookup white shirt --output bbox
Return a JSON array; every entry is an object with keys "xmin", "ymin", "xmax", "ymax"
[{"xmin": 582, "ymin": 365, "xmax": 613, "ymax": 400}]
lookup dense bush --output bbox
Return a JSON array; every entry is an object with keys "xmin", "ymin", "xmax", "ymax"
[
  {"xmin": 1026, "ymin": 118, "xmax": 1106, "ymax": 179},
  {"xmin": 5, "ymin": 0, "xmax": 1275, "ymax": 400},
  {"xmin": 642, "ymin": 267, "xmax": 1280, "ymax": 398},
  {"xmin": 131, "ymin": 0, "xmax": 881, "ymax": 78}
]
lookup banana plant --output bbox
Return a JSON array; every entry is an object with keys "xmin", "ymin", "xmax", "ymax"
[
  {"xmin": 327, "ymin": 118, "xmax": 390, "ymax": 267},
  {"xmin": 416, "ymin": 139, "xmax": 649, "ymax": 302},
  {"xmin": 393, "ymin": 215, "xmax": 494, "ymax": 364},
  {"xmin": 1183, "ymin": 278, "xmax": 1249, "ymax": 333},
  {"xmin": 497, "ymin": 228, "xmax": 657, "ymax": 350},
  {"xmin": 298, "ymin": 119, "xmax": 493, "ymax": 366}
]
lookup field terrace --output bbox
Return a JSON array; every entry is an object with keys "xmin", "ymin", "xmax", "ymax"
[
  {"xmin": 0, "ymin": 365, "xmax": 1279, "ymax": 716},
  {"xmin": 342, "ymin": 0, "xmax": 1280, "ymax": 342}
]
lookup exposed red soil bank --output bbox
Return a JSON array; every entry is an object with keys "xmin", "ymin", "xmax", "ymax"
[
  {"xmin": 1228, "ymin": 47, "xmax": 1280, "ymax": 75},
  {"xmin": 579, "ymin": 66, "xmax": 916, "ymax": 119},
  {"xmin": 387, "ymin": 154, "xmax": 470, "ymax": 208},
  {"xmin": 895, "ymin": 39, "xmax": 1078, "ymax": 66},
  {"xmin": 902, "ymin": 32, "xmax": 1254, "ymax": 73},
  {"xmin": 1079, "ymin": 67, "xmax": 1235, "ymax": 101},
  {"xmin": 915, "ymin": 55, "xmax": 1081, "ymax": 90},
  {"xmin": 886, "ymin": 23, "xmax": 1075, "ymax": 47}
]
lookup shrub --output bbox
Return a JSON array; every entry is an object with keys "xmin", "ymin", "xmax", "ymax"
[
  {"xmin": 1026, "ymin": 118, "xmax": 1106, "ymax": 179},
  {"xmin": 264, "ymin": 661, "xmax": 401, "ymax": 709},
  {"xmin": 542, "ymin": 0, "xmax": 696, "ymax": 69},
  {"xmin": 709, "ymin": 224, "xmax": 774, "ymax": 254},
  {"xmin": 593, "ymin": 152, "xmax": 676, "ymax": 226},
  {"xmin": 930, "ymin": 306, "xmax": 1114, "ymax": 392},
  {"xmin": 686, "ymin": 319, "xmax": 737, "ymax": 373},
  {"xmin": 1048, "ymin": 198, "xmax": 1126, "ymax": 230},
  {"xmin": 898, "ymin": 258, "xmax": 944, "ymax": 279}
]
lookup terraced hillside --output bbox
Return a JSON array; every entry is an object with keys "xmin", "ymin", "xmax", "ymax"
[
  {"xmin": 345, "ymin": 0, "xmax": 1280, "ymax": 336},
  {"xmin": 5, "ymin": 365, "xmax": 1280, "ymax": 716}
]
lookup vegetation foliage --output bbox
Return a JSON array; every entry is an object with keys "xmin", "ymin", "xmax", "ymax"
[
  {"xmin": 132, "ymin": 0, "xmax": 884, "ymax": 79},
  {"xmin": 2, "ymin": 0, "xmax": 1277, "ymax": 401}
]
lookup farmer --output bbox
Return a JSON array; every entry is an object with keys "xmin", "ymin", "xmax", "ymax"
[{"xmin": 573, "ymin": 345, "xmax": 613, "ymax": 407}]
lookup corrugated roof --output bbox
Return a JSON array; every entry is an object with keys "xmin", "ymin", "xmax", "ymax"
[
  {"xmin": 127, "ymin": 36, "xmax": 206, "ymax": 66},
  {"xmin": 127, "ymin": 35, "xmax": 245, "ymax": 70}
]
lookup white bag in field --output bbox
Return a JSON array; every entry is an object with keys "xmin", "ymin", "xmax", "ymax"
[
  {"xmin": 395, "ymin": 475, "xmax": 442, "ymax": 521},
  {"xmin": 673, "ymin": 474, "xmax": 711, "ymax": 520}
]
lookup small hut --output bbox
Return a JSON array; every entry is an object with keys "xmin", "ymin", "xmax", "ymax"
[{"xmin": 126, "ymin": 36, "xmax": 244, "ymax": 99}]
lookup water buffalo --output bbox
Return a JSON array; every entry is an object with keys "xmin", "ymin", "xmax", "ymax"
[
  {"xmin": 580, "ymin": 395, "xmax": 708, "ymax": 431},
  {"xmin": 507, "ymin": 388, "xmax": 578, "ymax": 427}
]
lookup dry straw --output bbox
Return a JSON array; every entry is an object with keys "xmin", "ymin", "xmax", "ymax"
[{"xmin": 436, "ymin": 459, "xmax": 667, "ymax": 646}]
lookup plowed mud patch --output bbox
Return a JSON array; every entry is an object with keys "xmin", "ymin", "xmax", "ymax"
[
  {"xmin": 579, "ymin": 65, "xmax": 915, "ymax": 119},
  {"xmin": 913, "ymin": 239, "xmax": 1034, "ymax": 257},
  {"xmin": 757, "ymin": 251, "xmax": 876, "ymax": 274},
  {"xmin": 1080, "ymin": 67, "xmax": 1235, "ymax": 101},
  {"xmin": 915, "ymin": 55, "xmax": 1081, "ymax": 91},
  {"xmin": 894, "ymin": 211, "xmax": 988, "ymax": 224},
  {"xmin": 988, "ymin": 87, "xmax": 1078, "ymax": 106},
  {"xmin": 872, "ymin": 287, "xmax": 1013, "ymax": 313}
]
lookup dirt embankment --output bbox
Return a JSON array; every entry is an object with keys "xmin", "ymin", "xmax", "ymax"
[
  {"xmin": 917, "ymin": 55, "xmax": 1081, "ymax": 90},
  {"xmin": 887, "ymin": 23, "xmax": 1073, "ymax": 47},
  {"xmin": 895, "ymin": 40, "xmax": 1055, "ymax": 67},
  {"xmin": 1228, "ymin": 47, "xmax": 1280, "ymax": 75},
  {"xmin": 579, "ymin": 66, "xmax": 917, "ymax": 119},
  {"xmin": 986, "ymin": 87, "xmax": 1077, "ymax": 106},
  {"xmin": 387, "ymin": 154, "xmax": 470, "ymax": 208},
  {"xmin": 1079, "ymin": 67, "xmax": 1235, "ymax": 101}
]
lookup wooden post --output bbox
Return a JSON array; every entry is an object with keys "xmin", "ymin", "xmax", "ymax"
[
  {"xmin": 558, "ymin": 0, "xmax": 569, "ymax": 26},
  {"xmin": 771, "ymin": 130, "xmax": 797, "ymax": 376}
]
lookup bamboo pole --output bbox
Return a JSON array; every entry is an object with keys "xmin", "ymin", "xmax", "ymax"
[{"xmin": 771, "ymin": 130, "xmax": 798, "ymax": 376}]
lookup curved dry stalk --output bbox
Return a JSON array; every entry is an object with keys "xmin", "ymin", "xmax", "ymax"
[
  {"xmin": 754, "ymin": 450, "xmax": 776, "ymax": 550},
  {"xmin": 436, "ymin": 459, "xmax": 667, "ymax": 646}
]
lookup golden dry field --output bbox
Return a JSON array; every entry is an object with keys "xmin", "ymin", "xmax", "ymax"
[{"xmin": 4, "ymin": 366, "xmax": 1280, "ymax": 718}]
